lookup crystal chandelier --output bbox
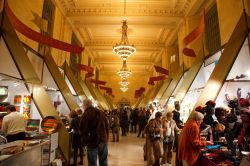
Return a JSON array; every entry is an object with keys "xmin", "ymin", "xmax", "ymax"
[
  {"xmin": 117, "ymin": 60, "xmax": 132, "ymax": 79},
  {"xmin": 120, "ymin": 86, "xmax": 128, "ymax": 92},
  {"xmin": 113, "ymin": 0, "xmax": 135, "ymax": 60},
  {"xmin": 119, "ymin": 78, "xmax": 130, "ymax": 87}
]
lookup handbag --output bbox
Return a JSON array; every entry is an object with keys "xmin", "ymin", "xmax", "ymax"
[{"xmin": 150, "ymin": 133, "xmax": 161, "ymax": 141}]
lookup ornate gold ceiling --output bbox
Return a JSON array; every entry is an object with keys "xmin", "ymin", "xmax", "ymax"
[{"xmin": 54, "ymin": 0, "xmax": 206, "ymax": 104}]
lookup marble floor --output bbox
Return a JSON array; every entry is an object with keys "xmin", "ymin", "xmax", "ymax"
[{"xmin": 80, "ymin": 133, "xmax": 174, "ymax": 166}]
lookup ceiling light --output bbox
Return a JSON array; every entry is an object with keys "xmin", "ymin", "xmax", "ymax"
[
  {"xmin": 117, "ymin": 60, "xmax": 132, "ymax": 79},
  {"xmin": 113, "ymin": 0, "xmax": 135, "ymax": 60},
  {"xmin": 119, "ymin": 78, "xmax": 129, "ymax": 87},
  {"xmin": 120, "ymin": 87, "xmax": 128, "ymax": 92}
]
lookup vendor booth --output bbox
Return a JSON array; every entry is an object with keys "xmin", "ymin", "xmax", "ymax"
[
  {"xmin": 173, "ymin": 51, "xmax": 221, "ymax": 122},
  {"xmin": 24, "ymin": 47, "xmax": 77, "ymax": 120},
  {"xmin": 62, "ymin": 62, "xmax": 87, "ymax": 108},
  {"xmin": 153, "ymin": 78, "xmax": 172, "ymax": 105},
  {"xmin": 159, "ymin": 67, "xmax": 186, "ymax": 112},
  {"xmin": 84, "ymin": 80, "xmax": 105, "ymax": 109},
  {"xmin": 0, "ymin": 12, "xmax": 71, "ymax": 163},
  {"xmin": 158, "ymin": 67, "xmax": 184, "ymax": 107},
  {"xmin": 191, "ymin": 13, "xmax": 250, "ymax": 166}
]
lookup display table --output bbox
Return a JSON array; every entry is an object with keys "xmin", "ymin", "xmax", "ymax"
[
  {"xmin": 0, "ymin": 140, "xmax": 48, "ymax": 166},
  {"xmin": 197, "ymin": 148, "xmax": 250, "ymax": 166}
]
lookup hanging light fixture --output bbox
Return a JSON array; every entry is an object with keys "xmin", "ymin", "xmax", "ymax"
[
  {"xmin": 117, "ymin": 60, "xmax": 132, "ymax": 79},
  {"xmin": 119, "ymin": 78, "xmax": 130, "ymax": 87},
  {"xmin": 120, "ymin": 86, "xmax": 128, "ymax": 92},
  {"xmin": 113, "ymin": 0, "xmax": 136, "ymax": 60}
]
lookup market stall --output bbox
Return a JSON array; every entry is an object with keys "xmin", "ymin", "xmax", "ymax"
[
  {"xmin": 153, "ymin": 78, "xmax": 172, "ymax": 105},
  {"xmin": 24, "ymin": 46, "xmax": 80, "ymax": 117},
  {"xmin": 191, "ymin": 13, "xmax": 250, "ymax": 166},
  {"xmin": 0, "ymin": 13, "xmax": 70, "ymax": 163},
  {"xmin": 158, "ymin": 66, "xmax": 184, "ymax": 107},
  {"xmin": 174, "ymin": 51, "xmax": 222, "ymax": 122},
  {"xmin": 62, "ymin": 62, "xmax": 87, "ymax": 108},
  {"xmin": 159, "ymin": 68, "xmax": 187, "ymax": 112}
]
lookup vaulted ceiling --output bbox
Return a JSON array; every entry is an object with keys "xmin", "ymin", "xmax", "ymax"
[{"xmin": 54, "ymin": 0, "xmax": 206, "ymax": 104}]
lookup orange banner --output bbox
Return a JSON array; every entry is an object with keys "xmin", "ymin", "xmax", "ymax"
[{"xmin": 5, "ymin": 3, "xmax": 83, "ymax": 54}]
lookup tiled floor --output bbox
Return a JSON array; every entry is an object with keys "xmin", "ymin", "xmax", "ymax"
[{"xmin": 81, "ymin": 133, "xmax": 174, "ymax": 166}]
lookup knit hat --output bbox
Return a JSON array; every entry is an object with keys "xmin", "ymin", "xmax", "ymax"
[{"xmin": 205, "ymin": 100, "xmax": 216, "ymax": 108}]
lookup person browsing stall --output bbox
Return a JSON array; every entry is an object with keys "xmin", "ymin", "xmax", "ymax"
[
  {"xmin": 178, "ymin": 111, "xmax": 213, "ymax": 166},
  {"xmin": 1, "ymin": 105, "xmax": 26, "ymax": 142}
]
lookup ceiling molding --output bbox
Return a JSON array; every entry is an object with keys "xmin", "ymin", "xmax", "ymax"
[
  {"xmin": 85, "ymin": 40, "xmax": 165, "ymax": 47},
  {"xmin": 66, "ymin": 8, "xmax": 184, "ymax": 17}
]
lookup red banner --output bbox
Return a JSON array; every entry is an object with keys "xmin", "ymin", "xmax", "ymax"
[
  {"xmin": 77, "ymin": 64, "xmax": 93, "ymax": 73},
  {"xmin": 5, "ymin": 3, "xmax": 84, "ymax": 54},
  {"xmin": 149, "ymin": 75, "xmax": 166, "ymax": 82},
  {"xmin": 182, "ymin": 11, "xmax": 205, "ymax": 57},
  {"xmin": 85, "ymin": 72, "xmax": 94, "ymax": 78},
  {"xmin": 148, "ymin": 80, "xmax": 155, "ymax": 85},
  {"xmin": 154, "ymin": 65, "xmax": 169, "ymax": 75},
  {"xmin": 134, "ymin": 87, "xmax": 145, "ymax": 98},
  {"xmin": 89, "ymin": 79, "xmax": 106, "ymax": 85},
  {"xmin": 99, "ymin": 86, "xmax": 112, "ymax": 94},
  {"xmin": 139, "ymin": 87, "xmax": 146, "ymax": 92}
]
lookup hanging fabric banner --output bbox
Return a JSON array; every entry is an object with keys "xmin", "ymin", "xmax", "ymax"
[
  {"xmin": 77, "ymin": 64, "xmax": 93, "ymax": 73},
  {"xmin": 85, "ymin": 72, "xmax": 94, "ymax": 78},
  {"xmin": 182, "ymin": 11, "xmax": 205, "ymax": 57},
  {"xmin": 148, "ymin": 80, "xmax": 155, "ymax": 85},
  {"xmin": 77, "ymin": 64, "xmax": 94, "ymax": 79},
  {"xmin": 5, "ymin": 3, "xmax": 84, "ymax": 54},
  {"xmin": 154, "ymin": 65, "xmax": 169, "ymax": 75},
  {"xmin": 89, "ymin": 79, "xmax": 106, "ymax": 85},
  {"xmin": 149, "ymin": 75, "xmax": 166, "ymax": 82},
  {"xmin": 134, "ymin": 87, "xmax": 145, "ymax": 98},
  {"xmin": 99, "ymin": 86, "xmax": 112, "ymax": 94}
]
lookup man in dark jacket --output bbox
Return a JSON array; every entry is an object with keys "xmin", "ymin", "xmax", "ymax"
[
  {"xmin": 80, "ymin": 99, "xmax": 109, "ymax": 166},
  {"xmin": 172, "ymin": 102, "xmax": 183, "ymax": 128}
]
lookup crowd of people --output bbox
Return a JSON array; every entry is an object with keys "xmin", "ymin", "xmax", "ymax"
[
  {"xmin": 1, "ymin": 96, "xmax": 249, "ymax": 166},
  {"xmin": 68, "ymin": 101, "xmax": 154, "ymax": 166}
]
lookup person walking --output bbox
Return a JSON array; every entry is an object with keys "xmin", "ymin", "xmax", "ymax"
[
  {"xmin": 111, "ymin": 110, "xmax": 120, "ymax": 142},
  {"xmin": 80, "ymin": 99, "xmax": 109, "ymax": 166},
  {"xmin": 147, "ymin": 112, "xmax": 163, "ymax": 166},
  {"xmin": 120, "ymin": 109, "xmax": 128, "ymax": 136},
  {"xmin": 161, "ymin": 112, "xmax": 180, "ymax": 164},
  {"xmin": 137, "ymin": 109, "xmax": 147, "ymax": 138},
  {"xmin": 69, "ymin": 111, "xmax": 83, "ymax": 166}
]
